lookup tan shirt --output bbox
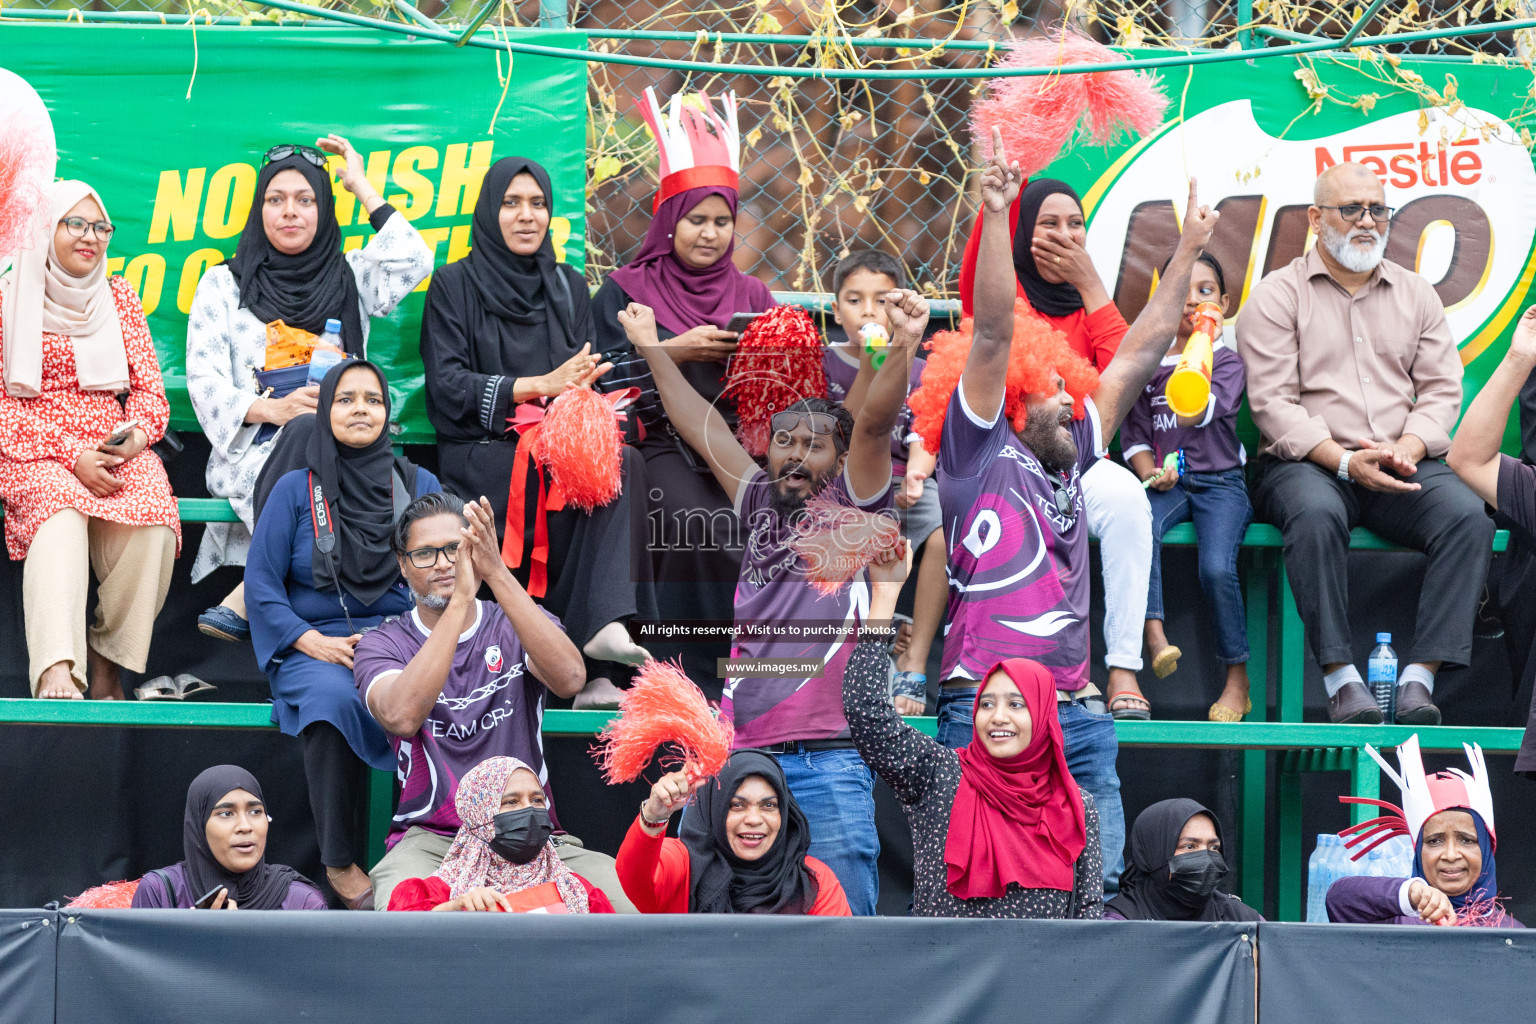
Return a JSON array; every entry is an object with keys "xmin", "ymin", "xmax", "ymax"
[{"xmin": 1235, "ymin": 247, "xmax": 1463, "ymax": 461}]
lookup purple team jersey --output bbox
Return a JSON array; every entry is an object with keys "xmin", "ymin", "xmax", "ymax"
[
  {"xmin": 353, "ymin": 600, "xmax": 561, "ymax": 848},
  {"xmin": 1120, "ymin": 342, "xmax": 1247, "ymax": 473},
  {"xmin": 823, "ymin": 346, "xmax": 927, "ymax": 474},
  {"xmin": 937, "ymin": 380, "xmax": 1105, "ymax": 690},
  {"xmin": 723, "ymin": 466, "xmax": 894, "ymax": 746}
]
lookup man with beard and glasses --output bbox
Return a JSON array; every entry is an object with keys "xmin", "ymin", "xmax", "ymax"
[
  {"xmin": 617, "ymin": 290, "xmax": 925, "ymax": 916},
  {"xmin": 350, "ymin": 492, "xmax": 634, "ymax": 912},
  {"xmin": 911, "ymin": 128, "xmax": 1218, "ymax": 894},
  {"xmin": 1238, "ymin": 161, "xmax": 1486, "ymax": 726}
]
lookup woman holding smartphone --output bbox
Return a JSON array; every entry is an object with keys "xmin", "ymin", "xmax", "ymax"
[{"xmin": 0, "ymin": 180, "xmax": 181, "ymax": 701}]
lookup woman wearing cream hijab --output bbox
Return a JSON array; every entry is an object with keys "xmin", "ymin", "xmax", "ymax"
[{"xmin": 0, "ymin": 180, "xmax": 181, "ymax": 699}]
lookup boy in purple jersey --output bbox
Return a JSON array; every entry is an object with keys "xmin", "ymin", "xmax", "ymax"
[
  {"xmin": 619, "ymin": 287, "xmax": 927, "ymax": 916},
  {"xmin": 353, "ymin": 492, "xmax": 633, "ymax": 911},
  {"xmin": 932, "ymin": 127, "xmax": 1219, "ymax": 892}
]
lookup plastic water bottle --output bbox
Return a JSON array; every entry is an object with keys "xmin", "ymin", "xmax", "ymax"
[
  {"xmin": 1368, "ymin": 632, "xmax": 1398, "ymax": 722},
  {"xmin": 307, "ymin": 318, "xmax": 346, "ymax": 385},
  {"xmin": 1307, "ymin": 834, "xmax": 1342, "ymax": 922}
]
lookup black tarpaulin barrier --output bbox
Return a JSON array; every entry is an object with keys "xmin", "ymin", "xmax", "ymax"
[
  {"xmin": 52, "ymin": 912, "xmax": 1256, "ymax": 1024},
  {"xmin": 0, "ymin": 910, "xmax": 56, "ymax": 1024},
  {"xmin": 1258, "ymin": 922, "xmax": 1534, "ymax": 1021}
]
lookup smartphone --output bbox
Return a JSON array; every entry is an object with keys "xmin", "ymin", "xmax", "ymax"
[
  {"xmin": 102, "ymin": 420, "xmax": 140, "ymax": 447},
  {"xmin": 192, "ymin": 885, "xmax": 228, "ymax": 910},
  {"xmin": 724, "ymin": 312, "xmax": 759, "ymax": 335}
]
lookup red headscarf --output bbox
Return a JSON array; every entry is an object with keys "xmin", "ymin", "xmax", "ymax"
[{"xmin": 944, "ymin": 659, "xmax": 1087, "ymax": 898}]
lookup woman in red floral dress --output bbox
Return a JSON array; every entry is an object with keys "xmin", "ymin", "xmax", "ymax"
[{"xmin": 0, "ymin": 180, "xmax": 180, "ymax": 699}]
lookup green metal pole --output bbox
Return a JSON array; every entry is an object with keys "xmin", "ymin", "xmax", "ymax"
[
  {"xmin": 539, "ymin": 0, "xmax": 568, "ymax": 29},
  {"xmin": 1277, "ymin": 563, "xmax": 1305, "ymax": 723},
  {"xmin": 1277, "ymin": 764, "xmax": 1303, "ymax": 921},
  {"xmin": 1237, "ymin": 0, "xmax": 1255, "ymax": 51},
  {"xmin": 1239, "ymin": 551, "xmax": 1270, "ymax": 909},
  {"xmin": 1349, "ymin": 747, "xmax": 1380, "ymax": 826},
  {"xmin": 365, "ymin": 769, "xmax": 395, "ymax": 870}
]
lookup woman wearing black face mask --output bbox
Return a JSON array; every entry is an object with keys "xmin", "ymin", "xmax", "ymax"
[
  {"xmin": 1105, "ymin": 798, "xmax": 1263, "ymax": 921},
  {"xmin": 386, "ymin": 756, "xmax": 614, "ymax": 913}
]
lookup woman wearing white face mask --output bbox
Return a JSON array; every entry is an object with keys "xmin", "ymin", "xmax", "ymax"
[{"xmin": 0, "ymin": 180, "xmax": 180, "ymax": 701}]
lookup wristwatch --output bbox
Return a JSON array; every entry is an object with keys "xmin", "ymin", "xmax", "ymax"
[{"xmin": 1336, "ymin": 451, "xmax": 1354, "ymax": 481}]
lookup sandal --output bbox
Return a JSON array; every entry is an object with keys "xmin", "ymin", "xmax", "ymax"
[
  {"xmin": 173, "ymin": 674, "xmax": 217, "ymax": 699},
  {"xmin": 134, "ymin": 676, "xmax": 180, "ymax": 701},
  {"xmin": 1108, "ymin": 691, "xmax": 1152, "ymax": 721},
  {"xmin": 1150, "ymin": 645, "xmax": 1183, "ymax": 679},
  {"xmin": 1208, "ymin": 696, "xmax": 1254, "ymax": 723}
]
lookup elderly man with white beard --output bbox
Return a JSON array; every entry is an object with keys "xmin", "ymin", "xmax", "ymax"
[{"xmin": 1236, "ymin": 161, "xmax": 1487, "ymax": 726}]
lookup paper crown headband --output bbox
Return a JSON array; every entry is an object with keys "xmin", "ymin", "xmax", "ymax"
[
  {"xmin": 638, "ymin": 87, "xmax": 740, "ymax": 213},
  {"xmin": 1337, "ymin": 734, "xmax": 1497, "ymax": 861}
]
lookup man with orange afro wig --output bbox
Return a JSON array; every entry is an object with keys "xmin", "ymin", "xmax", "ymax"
[{"xmin": 913, "ymin": 126, "xmax": 1218, "ymax": 893}]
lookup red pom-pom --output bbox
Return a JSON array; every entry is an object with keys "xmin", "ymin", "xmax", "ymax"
[
  {"xmin": 593, "ymin": 659, "xmax": 734, "ymax": 784},
  {"xmin": 908, "ymin": 299, "xmax": 1099, "ymax": 455},
  {"xmin": 791, "ymin": 494, "xmax": 904, "ymax": 596},
  {"xmin": 723, "ymin": 306, "xmax": 827, "ymax": 456},
  {"xmin": 533, "ymin": 386, "xmax": 624, "ymax": 512},
  {"xmin": 970, "ymin": 29, "xmax": 1168, "ymax": 177},
  {"xmin": 0, "ymin": 69, "xmax": 58, "ymax": 260},
  {"xmin": 67, "ymin": 879, "xmax": 139, "ymax": 909}
]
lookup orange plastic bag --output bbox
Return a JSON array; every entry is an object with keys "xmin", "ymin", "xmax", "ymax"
[{"xmin": 264, "ymin": 320, "xmax": 319, "ymax": 370}]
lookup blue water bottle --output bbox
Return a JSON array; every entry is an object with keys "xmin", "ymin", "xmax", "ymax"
[
  {"xmin": 1367, "ymin": 633, "xmax": 1398, "ymax": 722},
  {"xmin": 308, "ymin": 318, "xmax": 346, "ymax": 385}
]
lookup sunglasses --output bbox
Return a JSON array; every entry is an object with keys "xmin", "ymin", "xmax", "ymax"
[
  {"xmin": 769, "ymin": 411, "xmax": 844, "ymax": 441},
  {"xmin": 263, "ymin": 144, "xmax": 328, "ymax": 168},
  {"xmin": 1049, "ymin": 477, "xmax": 1077, "ymax": 521}
]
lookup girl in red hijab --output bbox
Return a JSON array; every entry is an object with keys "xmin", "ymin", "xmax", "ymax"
[{"xmin": 842, "ymin": 552, "xmax": 1101, "ymax": 917}]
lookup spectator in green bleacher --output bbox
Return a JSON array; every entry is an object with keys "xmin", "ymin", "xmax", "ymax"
[
  {"xmin": 1237, "ymin": 161, "xmax": 1488, "ymax": 727},
  {"xmin": 0, "ymin": 179, "xmax": 179, "ymax": 701},
  {"xmin": 1122, "ymin": 254, "xmax": 1253, "ymax": 723},
  {"xmin": 246, "ymin": 359, "xmax": 440, "ymax": 910},
  {"xmin": 132, "ymin": 764, "xmax": 326, "ymax": 910},
  {"xmin": 353, "ymin": 490, "xmax": 636, "ymax": 912},
  {"xmin": 1448, "ymin": 304, "xmax": 1536, "ymax": 776},
  {"xmin": 418, "ymin": 155, "xmax": 655, "ymax": 711},
  {"xmin": 188, "ymin": 135, "xmax": 431, "ymax": 644},
  {"xmin": 1104, "ymin": 799, "xmax": 1262, "ymax": 921}
]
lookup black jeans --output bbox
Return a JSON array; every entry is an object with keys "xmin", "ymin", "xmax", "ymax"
[
  {"xmin": 1250, "ymin": 456, "xmax": 1492, "ymax": 670},
  {"xmin": 300, "ymin": 721, "xmax": 369, "ymax": 869}
]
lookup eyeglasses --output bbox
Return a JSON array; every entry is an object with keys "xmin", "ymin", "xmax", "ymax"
[
  {"xmin": 1049, "ymin": 477, "xmax": 1077, "ymax": 521},
  {"xmin": 769, "ymin": 411, "xmax": 844, "ymax": 447},
  {"xmin": 1317, "ymin": 203, "xmax": 1394, "ymax": 224},
  {"xmin": 59, "ymin": 217, "xmax": 115, "ymax": 241},
  {"xmin": 263, "ymin": 144, "xmax": 328, "ymax": 168},
  {"xmin": 405, "ymin": 542, "xmax": 460, "ymax": 568}
]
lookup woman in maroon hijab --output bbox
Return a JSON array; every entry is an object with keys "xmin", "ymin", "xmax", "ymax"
[
  {"xmin": 840, "ymin": 549, "xmax": 1104, "ymax": 917},
  {"xmin": 593, "ymin": 183, "xmax": 775, "ymax": 698}
]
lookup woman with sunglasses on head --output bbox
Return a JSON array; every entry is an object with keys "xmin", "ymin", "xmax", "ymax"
[
  {"xmin": 245, "ymin": 359, "xmax": 440, "ymax": 909},
  {"xmin": 188, "ymin": 136, "xmax": 432, "ymax": 645},
  {"xmin": 0, "ymin": 180, "xmax": 181, "ymax": 700}
]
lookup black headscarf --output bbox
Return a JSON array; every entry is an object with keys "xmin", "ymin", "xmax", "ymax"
[
  {"xmin": 225, "ymin": 155, "xmax": 365, "ymax": 355},
  {"xmin": 455, "ymin": 156, "xmax": 590, "ymax": 374},
  {"xmin": 1106, "ymin": 798, "xmax": 1263, "ymax": 922},
  {"xmin": 306, "ymin": 359, "xmax": 418, "ymax": 606},
  {"xmin": 181, "ymin": 765, "xmax": 312, "ymax": 911},
  {"xmin": 679, "ymin": 750, "xmax": 818, "ymax": 914},
  {"xmin": 1012, "ymin": 178, "xmax": 1088, "ymax": 318}
]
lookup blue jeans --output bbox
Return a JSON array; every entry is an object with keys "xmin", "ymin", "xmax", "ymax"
[
  {"xmin": 776, "ymin": 746, "xmax": 880, "ymax": 916},
  {"xmin": 1146, "ymin": 468, "xmax": 1252, "ymax": 664},
  {"xmin": 935, "ymin": 688, "xmax": 1125, "ymax": 894}
]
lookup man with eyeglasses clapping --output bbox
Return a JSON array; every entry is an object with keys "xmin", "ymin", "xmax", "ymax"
[
  {"xmin": 1238, "ymin": 161, "xmax": 1488, "ymax": 727},
  {"xmin": 350, "ymin": 491, "xmax": 635, "ymax": 911}
]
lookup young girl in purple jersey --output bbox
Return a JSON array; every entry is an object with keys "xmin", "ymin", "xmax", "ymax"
[{"xmin": 1121, "ymin": 254, "xmax": 1252, "ymax": 722}]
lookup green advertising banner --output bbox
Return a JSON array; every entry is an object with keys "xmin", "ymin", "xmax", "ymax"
[
  {"xmin": 1, "ymin": 24, "xmax": 588, "ymax": 441},
  {"xmin": 1043, "ymin": 55, "xmax": 1536, "ymax": 452}
]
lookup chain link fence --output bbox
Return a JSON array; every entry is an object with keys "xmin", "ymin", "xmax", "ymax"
[{"xmin": 7, "ymin": 0, "xmax": 1532, "ymax": 294}]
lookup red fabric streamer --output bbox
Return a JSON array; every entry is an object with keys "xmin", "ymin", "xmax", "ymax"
[
  {"xmin": 907, "ymin": 299, "xmax": 1100, "ymax": 454},
  {"xmin": 67, "ymin": 879, "xmax": 139, "ymax": 909},
  {"xmin": 593, "ymin": 658, "xmax": 734, "ymax": 785},
  {"xmin": 970, "ymin": 29, "xmax": 1169, "ymax": 177},
  {"xmin": 533, "ymin": 386, "xmax": 631, "ymax": 513},
  {"xmin": 790, "ymin": 493, "xmax": 904, "ymax": 596},
  {"xmin": 722, "ymin": 306, "xmax": 827, "ymax": 456},
  {"xmin": 502, "ymin": 388, "xmax": 638, "ymax": 597}
]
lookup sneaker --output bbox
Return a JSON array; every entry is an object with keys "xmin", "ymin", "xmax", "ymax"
[
  {"xmin": 1327, "ymin": 681, "xmax": 1383, "ymax": 724},
  {"xmin": 198, "ymin": 605, "xmax": 250, "ymax": 643}
]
